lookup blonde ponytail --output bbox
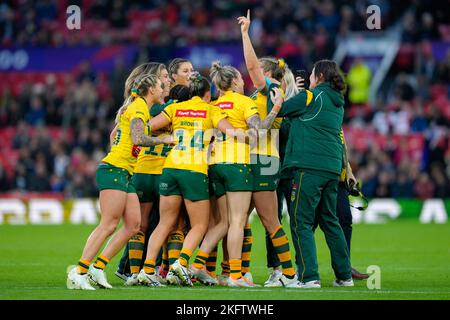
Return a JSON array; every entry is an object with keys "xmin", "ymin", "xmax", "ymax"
[
  {"xmin": 115, "ymin": 96, "xmax": 134, "ymax": 124},
  {"xmin": 283, "ymin": 67, "xmax": 299, "ymax": 101}
]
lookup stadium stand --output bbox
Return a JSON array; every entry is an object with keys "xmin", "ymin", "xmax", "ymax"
[{"xmin": 0, "ymin": 0, "xmax": 449, "ymax": 198}]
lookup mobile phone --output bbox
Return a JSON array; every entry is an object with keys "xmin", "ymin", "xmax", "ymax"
[
  {"xmin": 295, "ymin": 69, "xmax": 309, "ymax": 89},
  {"xmin": 296, "ymin": 69, "xmax": 307, "ymax": 80}
]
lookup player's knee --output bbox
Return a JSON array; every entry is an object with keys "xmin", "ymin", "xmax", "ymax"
[
  {"xmin": 131, "ymin": 218, "xmax": 141, "ymax": 234},
  {"xmin": 217, "ymin": 220, "xmax": 229, "ymax": 235},
  {"xmin": 99, "ymin": 217, "xmax": 120, "ymax": 235},
  {"xmin": 123, "ymin": 222, "xmax": 140, "ymax": 238},
  {"xmin": 160, "ymin": 220, "xmax": 178, "ymax": 234},
  {"xmin": 191, "ymin": 222, "xmax": 208, "ymax": 235}
]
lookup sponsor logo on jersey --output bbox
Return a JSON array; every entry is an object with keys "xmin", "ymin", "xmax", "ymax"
[
  {"xmin": 180, "ymin": 121, "xmax": 195, "ymax": 127},
  {"xmin": 216, "ymin": 102, "xmax": 234, "ymax": 109},
  {"xmin": 176, "ymin": 109, "xmax": 207, "ymax": 118}
]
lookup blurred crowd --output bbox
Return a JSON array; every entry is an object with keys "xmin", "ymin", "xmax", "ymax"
[
  {"xmin": 0, "ymin": 70, "xmax": 115, "ymax": 197},
  {"xmin": 2, "ymin": 0, "xmax": 444, "ymax": 66},
  {"xmin": 0, "ymin": 0, "xmax": 449, "ymax": 198}
]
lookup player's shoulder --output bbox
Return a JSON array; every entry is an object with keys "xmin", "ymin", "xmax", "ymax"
[
  {"xmin": 234, "ymin": 92, "xmax": 256, "ymax": 106},
  {"xmin": 124, "ymin": 97, "xmax": 148, "ymax": 119},
  {"xmin": 171, "ymin": 97, "xmax": 193, "ymax": 109},
  {"xmin": 128, "ymin": 97, "xmax": 148, "ymax": 112}
]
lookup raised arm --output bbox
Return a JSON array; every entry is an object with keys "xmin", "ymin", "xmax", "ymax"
[
  {"xmin": 130, "ymin": 118, "xmax": 173, "ymax": 146},
  {"xmin": 238, "ymin": 10, "xmax": 266, "ymax": 89}
]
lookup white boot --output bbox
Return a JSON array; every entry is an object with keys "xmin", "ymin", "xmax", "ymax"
[
  {"xmin": 67, "ymin": 267, "xmax": 95, "ymax": 290},
  {"xmin": 88, "ymin": 265, "xmax": 112, "ymax": 289}
]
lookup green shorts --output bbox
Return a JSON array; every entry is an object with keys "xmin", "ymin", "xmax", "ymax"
[
  {"xmin": 250, "ymin": 154, "xmax": 280, "ymax": 192},
  {"xmin": 132, "ymin": 173, "xmax": 160, "ymax": 203},
  {"xmin": 159, "ymin": 168, "xmax": 209, "ymax": 201},
  {"xmin": 209, "ymin": 163, "xmax": 254, "ymax": 198},
  {"xmin": 96, "ymin": 163, "xmax": 136, "ymax": 193}
]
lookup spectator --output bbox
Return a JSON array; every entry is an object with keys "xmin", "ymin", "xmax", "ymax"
[
  {"xmin": 393, "ymin": 73, "xmax": 415, "ymax": 102},
  {"xmin": 25, "ymin": 96, "xmax": 46, "ymax": 126},
  {"xmin": 419, "ymin": 12, "xmax": 440, "ymax": 41},
  {"xmin": 430, "ymin": 163, "xmax": 450, "ymax": 198},
  {"xmin": 436, "ymin": 49, "xmax": 450, "ymax": 84},
  {"xmin": 375, "ymin": 170, "xmax": 393, "ymax": 198},
  {"xmin": 109, "ymin": 57, "xmax": 129, "ymax": 107},
  {"xmin": 13, "ymin": 163, "xmax": 28, "ymax": 191},
  {"xmin": 401, "ymin": 11, "xmax": 418, "ymax": 43},
  {"xmin": 410, "ymin": 101, "xmax": 428, "ymax": 133},
  {"xmin": 28, "ymin": 161, "xmax": 51, "ymax": 192},
  {"xmin": 12, "ymin": 121, "xmax": 30, "ymax": 149},
  {"xmin": 413, "ymin": 173, "xmax": 435, "ymax": 199},
  {"xmin": 391, "ymin": 171, "xmax": 414, "ymax": 198},
  {"xmin": 372, "ymin": 103, "xmax": 390, "ymax": 135},
  {"xmin": 347, "ymin": 58, "xmax": 372, "ymax": 105},
  {"xmin": 109, "ymin": 0, "xmax": 128, "ymax": 29},
  {"xmin": 0, "ymin": 163, "xmax": 10, "ymax": 191},
  {"xmin": 360, "ymin": 161, "xmax": 378, "ymax": 197},
  {"xmin": 52, "ymin": 142, "xmax": 70, "ymax": 178}
]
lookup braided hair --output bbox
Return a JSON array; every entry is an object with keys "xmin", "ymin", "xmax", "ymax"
[
  {"xmin": 123, "ymin": 62, "xmax": 166, "ymax": 100},
  {"xmin": 115, "ymin": 73, "xmax": 160, "ymax": 123}
]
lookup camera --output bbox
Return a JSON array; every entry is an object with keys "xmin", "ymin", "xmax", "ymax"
[
  {"xmin": 346, "ymin": 181, "xmax": 368, "ymax": 211},
  {"xmin": 348, "ymin": 183, "xmax": 361, "ymax": 197}
]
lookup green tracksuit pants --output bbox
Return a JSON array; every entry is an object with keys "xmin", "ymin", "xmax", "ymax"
[{"xmin": 289, "ymin": 169, "xmax": 352, "ymax": 282}]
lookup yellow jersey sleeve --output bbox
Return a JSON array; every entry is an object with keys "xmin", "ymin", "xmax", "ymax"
[
  {"xmin": 134, "ymin": 100, "xmax": 174, "ymax": 175},
  {"xmin": 129, "ymin": 98, "xmax": 150, "ymax": 123},
  {"xmin": 102, "ymin": 97, "xmax": 150, "ymax": 174},
  {"xmin": 162, "ymin": 103, "xmax": 175, "ymax": 122},
  {"xmin": 210, "ymin": 105, "xmax": 227, "ymax": 127},
  {"xmin": 241, "ymin": 95, "xmax": 259, "ymax": 120}
]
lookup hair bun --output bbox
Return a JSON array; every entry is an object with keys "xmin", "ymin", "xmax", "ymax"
[{"xmin": 211, "ymin": 61, "xmax": 222, "ymax": 72}]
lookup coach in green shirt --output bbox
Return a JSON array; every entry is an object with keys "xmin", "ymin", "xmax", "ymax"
[{"xmin": 270, "ymin": 60, "xmax": 353, "ymax": 288}]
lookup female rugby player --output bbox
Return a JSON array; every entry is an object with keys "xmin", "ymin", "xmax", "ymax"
[
  {"xmin": 238, "ymin": 10, "xmax": 298, "ymax": 287},
  {"xmin": 67, "ymin": 73, "xmax": 172, "ymax": 290},
  {"xmin": 137, "ymin": 74, "xmax": 249, "ymax": 286}
]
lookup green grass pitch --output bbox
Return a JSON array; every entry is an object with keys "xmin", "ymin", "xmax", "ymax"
[{"xmin": 0, "ymin": 218, "xmax": 449, "ymax": 300}]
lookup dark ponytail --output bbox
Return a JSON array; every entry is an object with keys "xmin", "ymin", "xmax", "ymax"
[
  {"xmin": 313, "ymin": 60, "xmax": 347, "ymax": 94},
  {"xmin": 169, "ymin": 85, "xmax": 191, "ymax": 102},
  {"xmin": 189, "ymin": 72, "xmax": 211, "ymax": 98}
]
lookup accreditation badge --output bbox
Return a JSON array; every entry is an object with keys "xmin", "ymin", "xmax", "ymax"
[{"xmin": 291, "ymin": 182, "xmax": 298, "ymax": 203}]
